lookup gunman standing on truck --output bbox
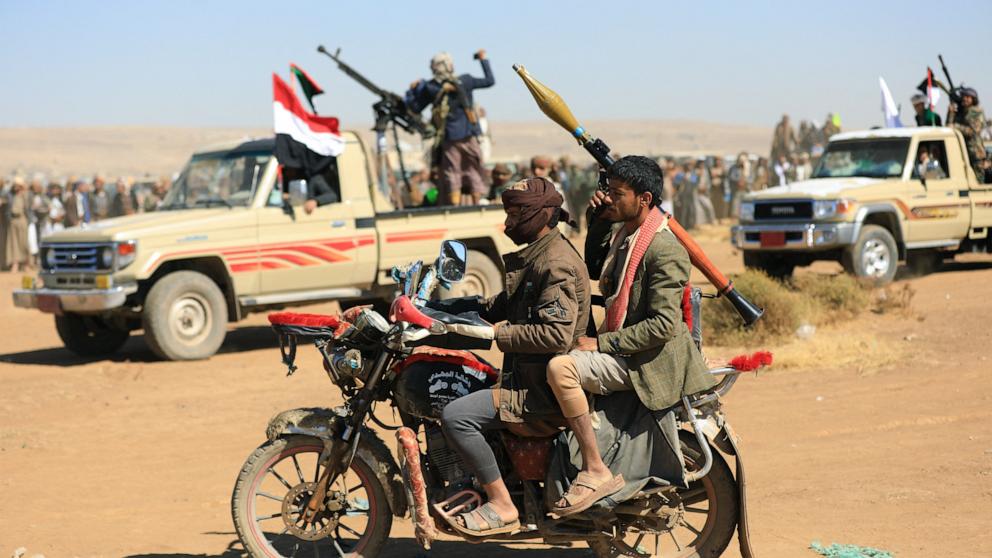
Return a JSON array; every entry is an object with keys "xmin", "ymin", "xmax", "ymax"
[
  {"xmin": 406, "ymin": 50, "xmax": 495, "ymax": 206},
  {"xmin": 948, "ymin": 87, "xmax": 988, "ymax": 183}
]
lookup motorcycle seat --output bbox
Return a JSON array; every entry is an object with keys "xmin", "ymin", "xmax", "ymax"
[{"xmin": 267, "ymin": 311, "xmax": 342, "ymax": 338}]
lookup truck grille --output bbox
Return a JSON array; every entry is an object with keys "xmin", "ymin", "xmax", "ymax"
[
  {"xmin": 754, "ymin": 201, "xmax": 813, "ymax": 220},
  {"xmin": 44, "ymin": 243, "xmax": 109, "ymax": 272}
]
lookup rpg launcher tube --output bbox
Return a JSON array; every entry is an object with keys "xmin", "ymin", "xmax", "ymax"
[{"xmin": 513, "ymin": 63, "xmax": 763, "ymax": 327}]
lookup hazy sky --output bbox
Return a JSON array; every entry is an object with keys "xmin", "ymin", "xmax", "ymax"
[{"xmin": 1, "ymin": 0, "xmax": 989, "ymax": 131}]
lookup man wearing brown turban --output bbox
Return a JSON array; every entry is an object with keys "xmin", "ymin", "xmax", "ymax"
[{"xmin": 431, "ymin": 177, "xmax": 590, "ymax": 536}]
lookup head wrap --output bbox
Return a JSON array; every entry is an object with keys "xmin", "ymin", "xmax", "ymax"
[
  {"xmin": 911, "ymin": 93, "xmax": 926, "ymax": 105},
  {"xmin": 430, "ymin": 52, "xmax": 455, "ymax": 82},
  {"xmin": 500, "ymin": 177, "xmax": 569, "ymax": 245}
]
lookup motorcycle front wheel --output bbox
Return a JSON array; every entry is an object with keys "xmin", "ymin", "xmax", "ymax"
[
  {"xmin": 589, "ymin": 436, "xmax": 738, "ymax": 558},
  {"xmin": 232, "ymin": 435, "xmax": 392, "ymax": 557}
]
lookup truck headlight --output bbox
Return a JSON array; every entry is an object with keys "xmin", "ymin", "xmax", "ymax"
[
  {"xmin": 739, "ymin": 202, "xmax": 755, "ymax": 222},
  {"xmin": 813, "ymin": 199, "xmax": 853, "ymax": 219},
  {"xmin": 116, "ymin": 241, "xmax": 137, "ymax": 269},
  {"xmin": 43, "ymin": 247, "xmax": 57, "ymax": 269},
  {"xmin": 100, "ymin": 246, "xmax": 115, "ymax": 268}
]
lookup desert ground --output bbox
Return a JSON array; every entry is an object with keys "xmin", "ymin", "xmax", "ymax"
[
  {"xmin": 1, "ymin": 226, "xmax": 990, "ymax": 558},
  {"xmin": 0, "ymin": 120, "xmax": 771, "ymax": 179}
]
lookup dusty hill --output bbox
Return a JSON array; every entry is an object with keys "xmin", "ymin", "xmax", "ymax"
[{"xmin": 0, "ymin": 120, "xmax": 771, "ymax": 179}]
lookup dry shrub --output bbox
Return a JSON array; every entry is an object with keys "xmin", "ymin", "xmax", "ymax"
[
  {"xmin": 872, "ymin": 283, "xmax": 916, "ymax": 315},
  {"xmin": 791, "ymin": 273, "xmax": 871, "ymax": 323},
  {"xmin": 702, "ymin": 270, "xmax": 804, "ymax": 346}
]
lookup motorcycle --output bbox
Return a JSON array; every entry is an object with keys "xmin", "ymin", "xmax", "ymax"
[{"xmin": 231, "ymin": 240, "xmax": 769, "ymax": 558}]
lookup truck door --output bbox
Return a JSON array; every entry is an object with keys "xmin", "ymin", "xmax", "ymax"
[
  {"xmin": 906, "ymin": 139, "xmax": 972, "ymax": 246},
  {"xmin": 256, "ymin": 163, "xmax": 370, "ymax": 295}
]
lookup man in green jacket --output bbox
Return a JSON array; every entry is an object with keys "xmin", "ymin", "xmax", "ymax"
[{"xmin": 546, "ymin": 155, "xmax": 717, "ymax": 517}]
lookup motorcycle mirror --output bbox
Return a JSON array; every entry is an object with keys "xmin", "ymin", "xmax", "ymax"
[
  {"xmin": 404, "ymin": 261, "xmax": 423, "ymax": 298},
  {"xmin": 437, "ymin": 240, "xmax": 468, "ymax": 283}
]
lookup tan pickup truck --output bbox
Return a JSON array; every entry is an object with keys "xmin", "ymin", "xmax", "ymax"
[
  {"xmin": 14, "ymin": 133, "xmax": 514, "ymax": 360},
  {"xmin": 732, "ymin": 127, "xmax": 992, "ymax": 283}
]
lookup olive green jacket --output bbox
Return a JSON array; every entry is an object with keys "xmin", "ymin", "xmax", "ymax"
[{"xmin": 592, "ymin": 223, "xmax": 717, "ymax": 411}]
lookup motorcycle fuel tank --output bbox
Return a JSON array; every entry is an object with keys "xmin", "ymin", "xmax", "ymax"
[{"xmin": 394, "ymin": 360, "xmax": 497, "ymax": 419}]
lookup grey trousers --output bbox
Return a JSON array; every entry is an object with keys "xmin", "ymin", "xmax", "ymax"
[{"xmin": 441, "ymin": 389, "xmax": 505, "ymax": 485}]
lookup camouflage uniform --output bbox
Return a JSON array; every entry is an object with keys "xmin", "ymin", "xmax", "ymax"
[{"xmin": 952, "ymin": 105, "xmax": 988, "ymax": 183}]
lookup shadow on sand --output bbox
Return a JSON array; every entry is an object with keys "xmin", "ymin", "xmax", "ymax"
[
  {"xmin": 0, "ymin": 325, "xmax": 281, "ymax": 367},
  {"xmin": 122, "ymin": 536, "xmax": 594, "ymax": 558}
]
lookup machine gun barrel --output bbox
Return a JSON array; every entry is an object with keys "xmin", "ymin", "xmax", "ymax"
[
  {"xmin": 513, "ymin": 64, "xmax": 763, "ymax": 327},
  {"xmin": 317, "ymin": 45, "xmax": 434, "ymax": 138},
  {"xmin": 938, "ymin": 54, "xmax": 961, "ymax": 103}
]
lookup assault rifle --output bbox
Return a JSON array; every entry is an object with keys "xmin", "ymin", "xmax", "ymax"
[{"xmin": 317, "ymin": 45, "xmax": 435, "ymax": 139}]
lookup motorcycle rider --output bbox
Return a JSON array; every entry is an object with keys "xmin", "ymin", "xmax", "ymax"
[
  {"xmin": 545, "ymin": 155, "xmax": 718, "ymax": 516},
  {"xmin": 437, "ymin": 176, "xmax": 590, "ymax": 536}
]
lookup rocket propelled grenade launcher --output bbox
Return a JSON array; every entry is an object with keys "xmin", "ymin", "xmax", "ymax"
[{"xmin": 513, "ymin": 64, "xmax": 763, "ymax": 327}]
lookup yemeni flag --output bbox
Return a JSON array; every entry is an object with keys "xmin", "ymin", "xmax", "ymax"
[
  {"xmin": 290, "ymin": 63, "xmax": 324, "ymax": 113},
  {"xmin": 273, "ymin": 73, "xmax": 345, "ymax": 177}
]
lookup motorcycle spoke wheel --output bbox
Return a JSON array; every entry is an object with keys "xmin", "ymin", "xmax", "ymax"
[
  {"xmin": 589, "ymin": 437, "xmax": 737, "ymax": 558},
  {"xmin": 240, "ymin": 440, "xmax": 378, "ymax": 557}
]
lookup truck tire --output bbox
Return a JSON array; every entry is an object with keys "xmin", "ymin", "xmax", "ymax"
[
  {"xmin": 141, "ymin": 271, "xmax": 228, "ymax": 360},
  {"xmin": 439, "ymin": 250, "xmax": 502, "ymax": 300},
  {"xmin": 55, "ymin": 313, "xmax": 130, "ymax": 357},
  {"xmin": 742, "ymin": 251, "xmax": 796, "ymax": 279},
  {"xmin": 842, "ymin": 224, "xmax": 898, "ymax": 285}
]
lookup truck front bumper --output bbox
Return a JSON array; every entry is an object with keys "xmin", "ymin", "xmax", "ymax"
[
  {"xmin": 13, "ymin": 284, "xmax": 138, "ymax": 314},
  {"xmin": 731, "ymin": 222, "xmax": 857, "ymax": 251}
]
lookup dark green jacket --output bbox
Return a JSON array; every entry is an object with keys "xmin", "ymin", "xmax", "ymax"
[{"xmin": 589, "ymin": 221, "xmax": 716, "ymax": 411}]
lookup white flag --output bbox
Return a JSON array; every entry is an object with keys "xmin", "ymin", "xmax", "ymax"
[{"xmin": 879, "ymin": 77, "xmax": 903, "ymax": 128}]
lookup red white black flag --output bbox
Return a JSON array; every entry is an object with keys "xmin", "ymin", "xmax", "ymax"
[{"xmin": 272, "ymin": 73, "xmax": 345, "ymax": 171}]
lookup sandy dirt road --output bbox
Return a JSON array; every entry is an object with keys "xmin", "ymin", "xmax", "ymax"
[{"xmin": 1, "ymin": 236, "xmax": 990, "ymax": 558}]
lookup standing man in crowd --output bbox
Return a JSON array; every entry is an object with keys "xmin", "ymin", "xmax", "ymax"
[
  {"xmin": 406, "ymin": 49, "xmax": 494, "ymax": 206},
  {"xmin": 708, "ymin": 157, "xmax": 727, "ymax": 220},
  {"xmin": 111, "ymin": 178, "xmax": 135, "ymax": 217},
  {"xmin": 90, "ymin": 175, "xmax": 110, "ymax": 221},
  {"xmin": 728, "ymin": 153, "xmax": 750, "ymax": 217},
  {"xmin": 770, "ymin": 114, "xmax": 797, "ymax": 181},
  {"xmin": 488, "ymin": 163, "xmax": 514, "ymax": 202},
  {"xmin": 948, "ymin": 87, "xmax": 987, "ymax": 183},
  {"xmin": 64, "ymin": 180, "xmax": 91, "ymax": 227}
]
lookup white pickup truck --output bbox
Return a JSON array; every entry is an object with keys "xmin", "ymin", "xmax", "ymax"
[{"xmin": 732, "ymin": 127, "xmax": 992, "ymax": 283}]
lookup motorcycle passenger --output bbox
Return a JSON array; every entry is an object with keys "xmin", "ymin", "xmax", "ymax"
[
  {"xmin": 437, "ymin": 176, "xmax": 590, "ymax": 536},
  {"xmin": 545, "ymin": 155, "xmax": 718, "ymax": 516}
]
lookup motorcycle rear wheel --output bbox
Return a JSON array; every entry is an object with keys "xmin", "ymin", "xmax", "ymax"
[
  {"xmin": 589, "ymin": 436, "xmax": 738, "ymax": 558},
  {"xmin": 232, "ymin": 435, "xmax": 392, "ymax": 557}
]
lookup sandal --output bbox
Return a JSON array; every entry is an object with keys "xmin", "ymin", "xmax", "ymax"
[
  {"xmin": 444, "ymin": 501, "xmax": 520, "ymax": 538},
  {"xmin": 552, "ymin": 471, "xmax": 625, "ymax": 517}
]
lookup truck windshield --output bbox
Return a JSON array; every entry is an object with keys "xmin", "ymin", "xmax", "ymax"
[
  {"xmin": 813, "ymin": 138, "xmax": 909, "ymax": 179},
  {"xmin": 162, "ymin": 151, "xmax": 271, "ymax": 209}
]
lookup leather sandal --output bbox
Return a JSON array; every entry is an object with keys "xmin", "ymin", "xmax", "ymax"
[{"xmin": 552, "ymin": 471, "xmax": 625, "ymax": 517}]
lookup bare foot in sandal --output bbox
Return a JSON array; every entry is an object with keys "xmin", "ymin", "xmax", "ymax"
[{"xmin": 553, "ymin": 469, "xmax": 624, "ymax": 517}]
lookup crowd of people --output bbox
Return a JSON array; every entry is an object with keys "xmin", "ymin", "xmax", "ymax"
[{"xmin": 0, "ymin": 174, "xmax": 171, "ymax": 271}]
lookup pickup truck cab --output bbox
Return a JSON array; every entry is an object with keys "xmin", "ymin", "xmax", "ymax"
[
  {"xmin": 732, "ymin": 127, "xmax": 992, "ymax": 283},
  {"xmin": 14, "ymin": 133, "xmax": 514, "ymax": 360}
]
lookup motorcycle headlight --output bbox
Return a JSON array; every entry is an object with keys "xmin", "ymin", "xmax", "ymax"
[
  {"xmin": 116, "ymin": 241, "xmax": 137, "ymax": 269},
  {"xmin": 739, "ymin": 202, "xmax": 755, "ymax": 222},
  {"xmin": 813, "ymin": 199, "xmax": 853, "ymax": 219},
  {"xmin": 100, "ymin": 246, "xmax": 114, "ymax": 269}
]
